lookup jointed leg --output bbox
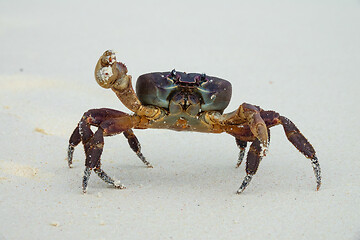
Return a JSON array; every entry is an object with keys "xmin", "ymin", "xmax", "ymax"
[
  {"xmin": 279, "ymin": 116, "xmax": 321, "ymax": 190},
  {"xmin": 235, "ymin": 139, "xmax": 247, "ymax": 168},
  {"xmin": 68, "ymin": 108, "xmax": 136, "ymax": 193},
  {"xmin": 123, "ymin": 129, "xmax": 153, "ymax": 168},
  {"xmin": 261, "ymin": 110, "xmax": 321, "ymax": 190},
  {"xmin": 224, "ymin": 103, "xmax": 269, "ymax": 156},
  {"xmin": 241, "ymin": 104, "xmax": 269, "ymax": 155},
  {"xmin": 237, "ymin": 139, "xmax": 263, "ymax": 194},
  {"xmin": 82, "ymin": 127, "xmax": 124, "ymax": 192},
  {"xmin": 94, "ymin": 168, "xmax": 125, "ymax": 189},
  {"xmin": 68, "ymin": 126, "xmax": 81, "ymax": 168},
  {"xmin": 82, "ymin": 167, "xmax": 91, "ymax": 192},
  {"xmin": 83, "ymin": 166, "xmax": 125, "ymax": 193}
]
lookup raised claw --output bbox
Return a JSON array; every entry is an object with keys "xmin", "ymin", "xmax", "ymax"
[
  {"xmin": 100, "ymin": 50, "xmax": 117, "ymax": 66},
  {"xmin": 95, "ymin": 50, "xmax": 128, "ymax": 89}
]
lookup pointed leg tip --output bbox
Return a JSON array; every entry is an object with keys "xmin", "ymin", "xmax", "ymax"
[
  {"xmin": 68, "ymin": 164, "xmax": 73, "ymax": 168},
  {"xmin": 146, "ymin": 164, "xmax": 154, "ymax": 168},
  {"xmin": 114, "ymin": 180, "xmax": 126, "ymax": 189},
  {"xmin": 316, "ymin": 183, "xmax": 321, "ymax": 191},
  {"xmin": 237, "ymin": 174, "xmax": 253, "ymax": 194},
  {"xmin": 235, "ymin": 158, "xmax": 243, "ymax": 168},
  {"xmin": 236, "ymin": 189, "xmax": 244, "ymax": 194}
]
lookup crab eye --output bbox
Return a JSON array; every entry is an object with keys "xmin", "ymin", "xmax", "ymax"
[
  {"xmin": 167, "ymin": 69, "xmax": 180, "ymax": 82},
  {"xmin": 200, "ymin": 73, "xmax": 207, "ymax": 82},
  {"xmin": 194, "ymin": 73, "xmax": 208, "ymax": 85}
]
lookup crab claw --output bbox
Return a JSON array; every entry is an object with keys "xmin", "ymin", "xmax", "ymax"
[
  {"xmin": 95, "ymin": 50, "xmax": 128, "ymax": 89},
  {"xmin": 101, "ymin": 50, "xmax": 116, "ymax": 66}
]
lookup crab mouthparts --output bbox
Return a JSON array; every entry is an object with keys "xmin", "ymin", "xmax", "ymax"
[
  {"xmin": 178, "ymin": 78, "xmax": 196, "ymax": 84},
  {"xmin": 175, "ymin": 117, "xmax": 189, "ymax": 129}
]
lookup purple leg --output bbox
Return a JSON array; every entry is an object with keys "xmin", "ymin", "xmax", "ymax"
[
  {"xmin": 280, "ymin": 116, "xmax": 321, "ymax": 190},
  {"xmin": 123, "ymin": 129, "xmax": 152, "ymax": 168},
  {"xmin": 67, "ymin": 108, "xmax": 132, "ymax": 193},
  {"xmin": 237, "ymin": 139, "xmax": 263, "ymax": 194},
  {"xmin": 235, "ymin": 139, "xmax": 247, "ymax": 168}
]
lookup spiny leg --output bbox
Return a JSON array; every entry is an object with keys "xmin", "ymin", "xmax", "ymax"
[
  {"xmin": 68, "ymin": 145, "xmax": 75, "ymax": 168},
  {"xmin": 279, "ymin": 116, "xmax": 321, "ymax": 190},
  {"xmin": 82, "ymin": 167, "xmax": 91, "ymax": 193},
  {"xmin": 235, "ymin": 139, "xmax": 247, "ymax": 168},
  {"xmin": 311, "ymin": 157, "xmax": 321, "ymax": 190},
  {"xmin": 123, "ymin": 129, "xmax": 153, "ymax": 168},
  {"xmin": 94, "ymin": 168, "xmax": 125, "ymax": 189},
  {"xmin": 237, "ymin": 139, "xmax": 263, "ymax": 194},
  {"xmin": 76, "ymin": 108, "xmax": 134, "ymax": 192},
  {"xmin": 81, "ymin": 127, "xmax": 125, "ymax": 193},
  {"xmin": 68, "ymin": 126, "xmax": 81, "ymax": 168}
]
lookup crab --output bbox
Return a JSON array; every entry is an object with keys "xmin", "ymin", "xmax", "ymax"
[{"xmin": 67, "ymin": 50, "xmax": 321, "ymax": 194}]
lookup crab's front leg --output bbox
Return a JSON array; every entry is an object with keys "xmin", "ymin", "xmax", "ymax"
[
  {"xmin": 209, "ymin": 103, "xmax": 269, "ymax": 193},
  {"xmin": 235, "ymin": 139, "xmax": 247, "ymax": 168},
  {"xmin": 94, "ymin": 50, "xmax": 165, "ymax": 120},
  {"xmin": 236, "ymin": 139, "xmax": 264, "ymax": 193},
  {"xmin": 235, "ymin": 104, "xmax": 270, "ymax": 193},
  {"xmin": 222, "ymin": 103, "xmax": 269, "ymax": 154}
]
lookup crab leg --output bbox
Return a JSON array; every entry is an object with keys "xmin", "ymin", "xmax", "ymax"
[
  {"xmin": 67, "ymin": 109, "xmax": 150, "ymax": 167},
  {"xmin": 223, "ymin": 103, "xmax": 269, "ymax": 156},
  {"xmin": 94, "ymin": 50, "xmax": 164, "ymax": 121},
  {"xmin": 235, "ymin": 139, "xmax": 247, "ymax": 168},
  {"xmin": 237, "ymin": 139, "xmax": 263, "ymax": 194},
  {"xmin": 82, "ymin": 167, "xmax": 91, "ymax": 193},
  {"xmin": 261, "ymin": 111, "xmax": 321, "ymax": 190},
  {"xmin": 68, "ymin": 126, "xmax": 81, "ymax": 168},
  {"xmin": 243, "ymin": 105, "xmax": 269, "ymax": 156},
  {"xmin": 68, "ymin": 108, "xmax": 147, "ymax": 192},
  {"xmin": 123, "ymin": 129, "xmax": 153, "ymax": 168},
  {"xmin": 94, "ymin": 168, "xmax": 125, "ymax": 189},
  {"xmin": 82, "ymin": 127, "xmax": 124, "ymax": 193},
  {"xmin": 279, "ymin": 116, "xmax": 321, "ymax": 190}
]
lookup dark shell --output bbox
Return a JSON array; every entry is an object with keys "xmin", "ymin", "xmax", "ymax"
[{"xmin": 135, "ymin": 71, "xmax": 232, "ymax": 112}]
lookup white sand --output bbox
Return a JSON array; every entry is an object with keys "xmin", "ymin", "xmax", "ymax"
[{"xmin": 1, "ymin": 1, "xmax": 360, "ymax": 239}]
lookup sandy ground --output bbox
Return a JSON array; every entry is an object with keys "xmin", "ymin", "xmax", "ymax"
[{"xmin": 0, "ymin": 1, "xmax": 360, "ymax": 239}]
